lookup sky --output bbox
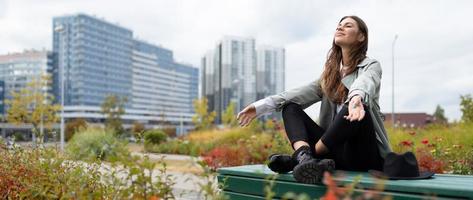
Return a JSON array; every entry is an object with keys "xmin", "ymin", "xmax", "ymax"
[{"xmin": 0, "ymin": 0, "xmax": 472, "ymax": 121}]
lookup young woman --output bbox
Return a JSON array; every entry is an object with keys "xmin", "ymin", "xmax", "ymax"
[{"xmin": 237, "ymin": 16, "xmax": 392, "ymax": 184}]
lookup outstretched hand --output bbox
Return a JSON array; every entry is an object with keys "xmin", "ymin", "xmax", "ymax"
[
  {"xmin": 237, "ymin": 104, "xmax": 256, "ymax": 127},
  {"xmin": 344, "ymin": 95, "xmax": 366, "ymax": 121}
]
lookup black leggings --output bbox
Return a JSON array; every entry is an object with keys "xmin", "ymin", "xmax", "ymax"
[{"xmin": 282, "ymin": 103, "xmax": 384, "ymax": 171}]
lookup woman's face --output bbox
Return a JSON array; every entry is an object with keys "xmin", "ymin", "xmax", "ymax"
[{"xmin": 334, "ymin": 17, "xmax": 365, "ymax": 47}]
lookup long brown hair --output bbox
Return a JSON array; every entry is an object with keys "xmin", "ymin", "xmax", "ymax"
[{"xmin": 320, "ymin": 16, "xmax": 368, "ymax": 104}]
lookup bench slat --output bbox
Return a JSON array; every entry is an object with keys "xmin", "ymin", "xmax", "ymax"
[
  {"xmin": 218, "ymin": 165, "xmax": 473, "ymax": 199},
  {"xmin": 218, "ymin": 175, "xmax": 463, "ymax": 200}
]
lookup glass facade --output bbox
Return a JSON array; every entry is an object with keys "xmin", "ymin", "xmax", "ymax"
[
  {"xmin": 202, "ymin": 36, "xmax": 257, "ymax": 123},
  {"xmin": 202, "ymin": 37, "xmax": 285, "ymax": 123},
  {"xmin": 53, "ymin": 14, "xmax": 133, "ymax": 107},
  {"xmin": 256, "ymin": 46, "xmax": 285, "ymax": 99},
  {"xmin": 52, "ymin": 14, "xmax": 199, "ymax": 133},
  {"xmin": 132, "ymin": 40, "xmax": 198, "ymax": 126},
  {"xmin": 0, "ymin": 50, "xmax": 54, "ymax": 110}
]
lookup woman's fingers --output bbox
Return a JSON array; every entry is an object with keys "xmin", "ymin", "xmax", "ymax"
[
  {"xmin": 237, "ymin": 106, "xmax": 249, "ymax": 120},
  {"xmin": 239, "ymin": 114, "xmax": 249, "ymax": 126},
  {"xmin": 242, "ymin": 115, "xmax": 254, "ymax": 127},
  {"xmin": 358, "ymin": 109, "xmax": 366, "ymax": 121},
  {"xmin": 345, "ymin": 104, "xmax": 366, "ymax": 122},
  {"xmin": 351, "ymin": 111, "xmax": 359, "ymax": 122}
]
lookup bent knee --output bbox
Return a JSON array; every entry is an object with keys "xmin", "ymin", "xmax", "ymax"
[{"xmin": 282, "ymin": 103, "xmax": 302, "ymax": 116}]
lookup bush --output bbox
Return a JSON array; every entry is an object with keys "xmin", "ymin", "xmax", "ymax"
[
  {"xmin": 0, "ymin": 145, "xmax": 176, "ymax": 199},
  {"xmin": 13, "ymin": 132, "xmax": 25, "ymax": 142},
  {"xmin": 144, "ymin": 129, "xmax": 168, "ymax": 145},
  {"xmin": 65, "ymin": 118, "xmax": 88, "ymax": 141},
  {"xmin": 66, "ymin": 127, "xmax": 129, "ymax": 161}
]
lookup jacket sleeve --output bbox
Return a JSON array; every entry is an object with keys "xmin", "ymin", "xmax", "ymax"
[
  {"xmin": 346, "ymin": 61, "xmax": 382, "ymax": 105},
  {"xmin": 268, "ymin": 79, "xmax": 324, "ymax": 112}
]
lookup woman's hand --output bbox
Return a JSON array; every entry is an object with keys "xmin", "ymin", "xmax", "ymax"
[
  {"xmin": 237, "ymin": 104, "xmax": 257, "ymax": 127},
  {"xmin": 344, "ymin": 95, "xmax": 366, "ymax": 121}
]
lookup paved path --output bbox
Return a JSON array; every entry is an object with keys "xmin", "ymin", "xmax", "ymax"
[{"xmin": 131, "ymin": 152, "xmax": 213, "ymax": 199}]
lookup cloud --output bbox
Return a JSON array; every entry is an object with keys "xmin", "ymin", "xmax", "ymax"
[{"xmin": 0, "ymin": 0, "xmax": 472, "ymax": 121}]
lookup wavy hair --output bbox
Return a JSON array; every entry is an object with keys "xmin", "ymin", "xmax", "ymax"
[{"xmin": 320, "ymin": 16, "xmax": 368, "ymax": 104}]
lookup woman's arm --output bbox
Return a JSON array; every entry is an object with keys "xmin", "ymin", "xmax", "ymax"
[
  {"xmin": 268, "ymin": 79, "xmax": 323, "ymax": 112},
  {"xmin": 346, "ymin": 61, "xmax": 382, "ymax": 105},
  {"xmin": 344, "ymin": 61, "xmax": 382, "ymax": 121},
  {"xmin": 237, "ymin": 79, "xmax": 323, "ymax": 126}
]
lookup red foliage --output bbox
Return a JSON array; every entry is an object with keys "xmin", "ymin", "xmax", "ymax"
[
  {"xmin": 0, "ymin": 150, "xmax": 38, "ymax": 198},
  {"xmin": 201, "ymin": 146, "xmax": 249, "ymax": 170},
  {"xmin": 421, "ymin": 139, "xmax": 429, "ymax": 145},
  {"xmin": 416, "ymin": 148, "xmax": 445, "ymax": 173}
]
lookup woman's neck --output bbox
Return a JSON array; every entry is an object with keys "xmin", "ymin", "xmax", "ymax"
[{"xmin": 341, "ymin": 47, "xmax": 351, "ymax": 66}]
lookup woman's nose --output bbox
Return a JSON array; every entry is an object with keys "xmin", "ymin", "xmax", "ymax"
[{"xmin": 336, "ymin": 26, "xmax": 343, "ymax": 31}]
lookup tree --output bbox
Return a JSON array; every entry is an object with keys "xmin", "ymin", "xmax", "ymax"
[
  {"xmin": 192, "ymin": 98, "xmax": 216, "ymax": 130},
  {"xmin": 433, "ymin": 105, "xmax": 448, "ymax": 124},
  {"xmin": 65, "ymin": 118, "xmax": 88, "ymax": 141},
  {"xmin": 101, "ymin": 94, "xmax": 127, "ymax": 135},
  {"xmin": 460, "ymin": 94, "xmax": 473, "ymax": 123},
  {"xmin": 5, "ymin": 75, "xmax": 61, "ymax": 145},
  {"xmin": 222, "ymin": 102, "xmax": 237, "ymax": 127}
]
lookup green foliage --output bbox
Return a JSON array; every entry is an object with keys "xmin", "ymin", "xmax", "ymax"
[
  {"xmin": 433, "ymin": 104, "xmax": 448, "ymax": 124},
  {"xmin": 101, "ymin": 94, "xmax": 127, "ymax": 136},
  {"xmin": 144, "ymin": 129, "xmax": 168, "ymax": 145},
  {"xmin": 0, "ymin": 145, "xmax": 176, "ymax": 199},
  {"xmin": 65, "ymin": 118, "xmax": 88, "ymax": 141},
  {"xmin": 460, "ymin": 94, "xmax": 473, "ymax": 123},
  {"xmin": 132, "ymin": 121, "xmax": 145, "ymax": 142},
  {"xmin": 66, "ymin": 127, "xmax": 130, "ymax": 161},
  {"xmin": 195, "ymin": 159, "xmax": 229, "ymax": 200},
  {"xmin": 145, "ymin": 138, "xmax": 204, "ymax": 156},
  {"xmin": 5, "ymin": 75, "xmax": 61, "ymax": 145},
  {"xmin": 13, "ymin": 132, "xmax": 25, "ymax": 142},
  {"xmin": 192, "ymin": 98, "xmax": 216, "ymax": 130},
  {"xmin": 387, "ymin": 122, "xmax": 473, "ymax": 174},
  {"xmin": 222, "ymin": 102, "xmax": 237, "ymax": 127}
]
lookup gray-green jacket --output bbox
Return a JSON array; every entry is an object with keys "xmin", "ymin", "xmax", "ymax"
[{"xmin": 258, "ymin": 57, "xmax": 392, "ymax": 158}]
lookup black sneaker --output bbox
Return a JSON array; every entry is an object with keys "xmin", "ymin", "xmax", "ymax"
[
  {"xmin": 292, "ymin": 158, "xmax": 336, "ymax": 184},
  {"xmin": 267, "ymin": 154, "xmax": 297, "ymax": 173}
]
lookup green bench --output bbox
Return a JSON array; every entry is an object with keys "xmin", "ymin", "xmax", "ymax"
[{"xmin": 217, "ymin": 164, "xmax": 473, "ymax": 200}]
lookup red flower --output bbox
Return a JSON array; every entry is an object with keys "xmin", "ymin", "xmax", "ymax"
[
  {"xmin": 421, "ymin": 139, "xmax": 429, "ymax": 145},
  {"xmin": 400, "ymin": 140, "xmax": 413, "ymax": 147},
  {"xmin": 408, "ymin": 131, "xmax": 416, "ymax": 136}
]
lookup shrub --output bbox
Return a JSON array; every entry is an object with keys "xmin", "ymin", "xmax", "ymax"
[
  {"xmin": 65, "ymin": 118, "xmax": 88, "ymax": 141},
  {"xmin": 13, "ymin": 132, "xmax": 25, "ymax": 141},
  {"xmin": 0, "ymin": 146, "xmax": 176, "ymax": 199},
  {"xmin": 66, "ymin": 127, "xmax": 129, "ymax": 161},
  {"xmin": 144, "ymin": 129, "xmax": 168, "ymax": 145},
  {"xmin": 162, "ymin": 127, "xmax": 177, "ymax": 138}
]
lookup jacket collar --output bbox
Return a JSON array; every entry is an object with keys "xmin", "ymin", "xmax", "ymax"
[
  {"xmin": 342, "ymin": 57, "xmax": 373, "ymax": 88},
  {"xmin": 357, "ymin": 56, "xmax": 372, "ymax": 67}
]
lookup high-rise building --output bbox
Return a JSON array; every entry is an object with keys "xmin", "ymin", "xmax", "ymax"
[
  {"xmin": 132, "ymin": 40, "xmax": 198, "ymax": 132},
  {"xmin": 202, "ymin": 36, "xmax": 256, "ymax": 123},
  {"xmin": 0, "ymin": 50, "xmax": 54, "ymax": 105},
  {"xmin": 52, "ymin": 14, "xmax": 198, "ymax": 134},
  {"xmin": 202, "ymin": 37, "xmax": 285, "ymax": 123},
  {"xmin": 53, "ymin": 14, "xmax": 133, "ymax": 107},
  {"xmin": 256, "ymin": 46, "xmax": 285, "ymax": 99}
]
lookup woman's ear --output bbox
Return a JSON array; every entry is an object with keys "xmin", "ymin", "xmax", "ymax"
[{"xmin": 357, "ymin": 33, "xmax": 365, "ymax": 42}]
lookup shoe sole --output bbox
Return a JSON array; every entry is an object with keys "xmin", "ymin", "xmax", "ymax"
[{"xmin": 293, "ymin": 159, "xmax": 335, "ymax": 184}]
